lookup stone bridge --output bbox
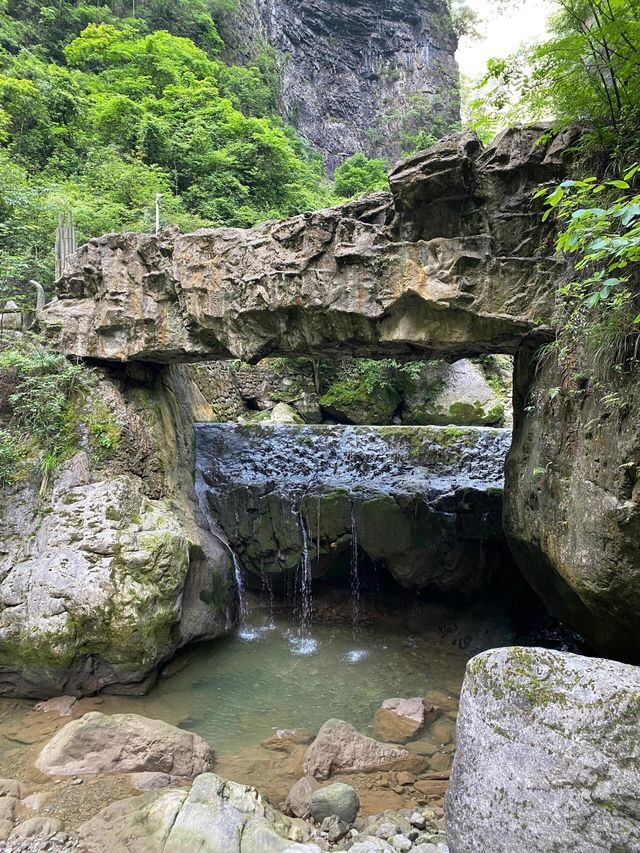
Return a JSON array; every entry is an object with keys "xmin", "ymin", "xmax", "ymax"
[{"xmin": 40, "ymin": 126, "xmax": 578, "ymax": 365}]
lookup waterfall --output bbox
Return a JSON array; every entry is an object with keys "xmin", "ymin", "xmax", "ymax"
[
  {"xmin": 287, "ymin": 510, "xmax": 317, "ymax": 655},
  {"xmin": 298, "ymin": 511, "xmax": 313, "ymax": 636},
  {"xmin": 231, "ymin": 551, "xmax": 248, "ymax": 626},
  {"xmin": 350, "ymin": 503, "xmax": 362, "ymax": 639}
]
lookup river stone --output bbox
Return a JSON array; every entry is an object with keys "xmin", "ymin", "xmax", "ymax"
[
  {"xmin": 309, "ymin": 783, "xmax": 360, "ymax": 824},
  {"xmin": 304, "ymin": 719, "xmax": 422, "ymax": 780},
  {"xmin": 285, "ymin": 776, "xmax": 320, "ymax": 819},
  {"xmin": 375, "ymin": 698, "xmax": 428, "ymax": 742},
  {"xmin": 35, "ymin": 712, "xmax": 214, "ymax": 777},
  {"xmin": 445, "ymin": 647, "xmax": 640, "ymax": 853},
  {"xmin": 78, "ymin": 772, "xmax": 316, "ymax": 853},
  {"xmin": 33, "ymin": 696, "xmax": 77, "ymax": 716}
]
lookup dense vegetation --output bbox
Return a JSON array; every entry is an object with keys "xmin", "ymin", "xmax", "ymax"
[
  {"xmin": 0, "ymin": 333, "xmax": 119, "ymax": 490},
  {"xmin": 0, "ymin": 0, "xmax": 336, "ymax": 300},
  {"xmin": 472, "ymin": 0, "xmax": 640, "ymax": 160},
  {"xmin": 465, "ymin": 0, "xmax": 640, "ymax": 374}
]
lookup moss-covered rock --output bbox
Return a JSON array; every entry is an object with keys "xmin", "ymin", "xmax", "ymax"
[
  {"xmin": 446, "ymin": 647, "xmax": 640, "ymax": 852},
  {"xmin": 403, "ymin": 359, "xmax": 507, "ymax": 427},
  {"xmin": 0, "ymin": 366, "xmax": 235, "ymax": 698},
  {"xmin": 320, "ymin": 377, "xmax": 401, "ymax": 425}
]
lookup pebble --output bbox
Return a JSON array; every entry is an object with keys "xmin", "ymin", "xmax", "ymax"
[
  {"xmin": 410, "ymin": 811, "xmax": 427, "ymax": 830},
  {"xmin": 391, "ymin": 834, "xmax": 413, "ymax": 852}
]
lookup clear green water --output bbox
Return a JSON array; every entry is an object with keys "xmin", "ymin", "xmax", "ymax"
[{"xmin": 94, "ymin": 591, "xmax": 518, "ymax": 756}]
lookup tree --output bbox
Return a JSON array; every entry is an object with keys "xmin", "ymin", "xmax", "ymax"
[{"xmin": 333, "ymin": 153, "xmax": 389, "ymax": 199}]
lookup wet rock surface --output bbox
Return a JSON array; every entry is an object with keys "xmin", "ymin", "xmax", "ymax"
[
  {"xmin": 445, "ymin": 647, "xmax": 640, "ymax": 853},
  {"xmin": 40, "ymin": 127, "xmax": 576, "ymax": 365},
  {"xmin": 196, "ymin": 424, "xmax": 511, "ymax": 593}
]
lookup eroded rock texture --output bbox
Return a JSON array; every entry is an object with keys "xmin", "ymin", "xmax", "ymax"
[
  {"xmin": 446, "ymin": 647, "xmax": 640, "ymax": 852},
  {"xmin": 229, "ymin": 0, "xmax": 459, "ymax": 170},
  {"xmin": 40, "ymin": 127, "xmax": 577, "ymax": 366},
  {"xmin": 504, "ymin": 341, "xmax": 640, "ymax": 662},
  {"xmin": 0, "ymin": 367, "xmax": 235, "ymax": 698}
]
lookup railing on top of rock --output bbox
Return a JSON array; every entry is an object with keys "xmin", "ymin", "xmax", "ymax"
[{"xmin": 0, "ymin": 281, "xmax": 46, "ymax": 338}]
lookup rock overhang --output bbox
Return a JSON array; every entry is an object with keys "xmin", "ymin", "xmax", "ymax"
[{"xmin": 39, "ymin": 126, "xmax": 577, "ymax": 367}]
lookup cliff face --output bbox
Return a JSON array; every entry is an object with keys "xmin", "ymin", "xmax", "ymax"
[
  {"xmin": 504, "ymin": 340, "xmax": 640, "ymax": 663},
  {"xmin": 230, "ymin": 0, "xmax": 459, "ymax": 170}
]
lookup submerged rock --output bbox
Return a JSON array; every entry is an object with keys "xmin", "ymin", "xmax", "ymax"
[
  {"xmin": 309, "ymin": 782, "xmax": 360, "ymax": 824},
  {"xmin": 445, "ymin": 647, "xmax": 640, "ymax": 852},
  {"xmin": 304, "ymin": 719, "xmax": 422, "ymax": 780},
  {"xmin": 78, "ymin": 772, "xmax": 317, "ymax": 853},
  {"xmin": 374, "ymin": 698, "xmax": 430, "ymax": 743},
  {"xmin": 35, "ymin": 712, "xmax": 214, "ymax": 777}
]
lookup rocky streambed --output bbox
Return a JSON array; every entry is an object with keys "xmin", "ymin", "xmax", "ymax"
[{"xmin": 0, "ymin": 644, "xmax": 636, "ymax": 852}]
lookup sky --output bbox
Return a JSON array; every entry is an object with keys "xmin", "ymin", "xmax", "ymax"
[{"xmin": 456, "ymin": 0, "xmax": 555, "ymax": 80}]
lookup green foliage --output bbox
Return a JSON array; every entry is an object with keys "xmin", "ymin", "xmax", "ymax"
[
  {"xmin": 467, "ymin": 0, "xmax": 640, "ymax": 158},
  {"xmin": 333, "ymin": 153, "xmax": 389, "ymax": 199},
  {"xmin": 539, "ymin": 166, "xmax": 640, "ymax": 375},
  {"xmin": 0, "ymin": 335, "xmax": 119, "ymax": 487},
  {"xmin": 0, "ymin": 4, "xmax": 329, "ymax": 295},
  {"xmin": 0, "ymin": 428, "xmax": 18, "ymax": 486}
]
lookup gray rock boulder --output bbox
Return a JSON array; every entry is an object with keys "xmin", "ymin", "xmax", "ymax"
[
  {"xmin": 35, "ymin": 712, "xmax": 214, "ymax": 777},
  {"xmin": 0, "ymin": 366, "xmax": 235, "ymax": 698},
  {"xmin": 304, "ymin": 719, "xmax": 422, "ymax": 780},
  {"xmin": 402, "ymin": 359, "xmax": 505, "ymax": 427},
  {"xmin": 309, "ymin": 783, "xmax": 359, "ymax": 824},
  {"xmin": 445, "ymin": 647, "xmax": 640, "ymax": 853},
  {"xmin": 78, "ymin": 772, "xmax": 318, "ymax": 853}
]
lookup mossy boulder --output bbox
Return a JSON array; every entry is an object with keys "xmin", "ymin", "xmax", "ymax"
[
  {"xmin": 403, "ymin": 359, "xmax": 506, "ymax": 427},
  {"xmin": 446, "ymin": 647, "xmax": 640, "ymax": 852},
  {"xmin": 0, "ymin": 365, "xmax": 235, "ymax": 698},
  {"xmin": 320, "ymin": 380, "xmax": 401, "ymax": 425}
]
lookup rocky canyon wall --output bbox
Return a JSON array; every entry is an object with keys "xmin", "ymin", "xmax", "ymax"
[{"xmin": 224, "ymin": 0, "xmax": 460, "ymax": 170}]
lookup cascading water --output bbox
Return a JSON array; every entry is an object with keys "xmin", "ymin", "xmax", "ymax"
[
  {"xmin": 289, "ymin": 511, "xmax": 317, "ymax": 655},
  {"xmin": 350, "ymin": 503, "xmax": 362, "ymax": 639},
  {"xmin": 195, "ymin": 423, "xmax": 512, "ymax": 645},
  {"xmin": 231, "ymin": 552, "xmax": 250, "ymax": 631},
  {"xmin": 344, "ymin": 503, "xmax": 368, "ymax": 663}
]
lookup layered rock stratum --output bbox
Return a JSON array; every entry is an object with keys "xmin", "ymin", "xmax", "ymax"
[
  {"xmin": 40, "ymin": 126, "xmax": 577, "ymax": 365},
  {"xmin": 226, "ymin": 0, "xmax": 459, "ymax": 170}
]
